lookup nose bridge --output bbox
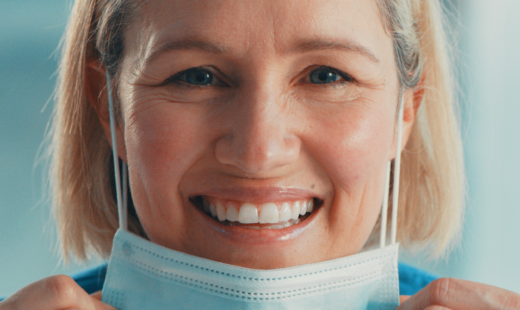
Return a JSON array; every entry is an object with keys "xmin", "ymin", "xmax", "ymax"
[
  {"xmin": 245, "ymin": 81, "xmax": 280, "ymax": 131},
  {"xmin": 241, "ymin": 86, "xmax": 282, "ymax": 154},
  {"xmin": 215, "ymin": 81, "xmax": 300, "ymax": 174}
]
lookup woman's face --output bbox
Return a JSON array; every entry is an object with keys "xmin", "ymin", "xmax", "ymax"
[{"xmin": 93, "ymin": 0, "xmax": 416, "ymax": 269}]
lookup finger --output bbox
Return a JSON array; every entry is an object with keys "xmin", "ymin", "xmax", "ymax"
[
  {"xmin": 400, "ymin": 295, "xmax": 411, "ymax": 303},
  {"xmin": 91, "ymin": 291, "xmax": 102, "ymax": 300},
  {"xmin": 398, "ymin": 277, "xmax": 520, "ymax": 310},
  {"xmin": 90, "ymin": 295, "xmax": 118, "ymax": 310},
  {"xmin": 424, "ymin": 307, "xmax": 452, "ymax": 310},
  {"xmin": 0, "ymin": 275, "xmax": 117, "ymax": 310}
]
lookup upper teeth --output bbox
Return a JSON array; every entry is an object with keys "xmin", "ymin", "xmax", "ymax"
[{"xmin": 202, "ymin": 198, "xmax": 314, "ymax": 224}]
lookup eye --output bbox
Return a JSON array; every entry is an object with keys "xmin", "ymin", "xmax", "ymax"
[
  {"xmin": 172, "ymin": 68, "xmax": 215, "ymax": 86},
  {"xmin": 310, "ymin": 67, "xmax": 342, "ymax": 84}
]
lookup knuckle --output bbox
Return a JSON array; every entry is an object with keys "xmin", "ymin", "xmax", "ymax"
[
  {"xmin": 44, "ymin": 275, "xmax": 79, "ymax": 304},
  {"xmin": 429, "ymin": 277, "xmax": 453, "ymax": 304}
]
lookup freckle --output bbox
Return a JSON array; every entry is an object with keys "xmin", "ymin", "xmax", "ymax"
[{"xmin": 311, "ymin": 184, "xmax": 315, "ymax": 189}]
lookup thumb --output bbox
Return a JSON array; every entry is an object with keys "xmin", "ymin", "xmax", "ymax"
[
  {"xmin": 90, "ymin": 290, "xmax": 118, "ymax": 310},
  {"xmin": 90, "ymin": 291, "xmax": 103, "ymax": 300}
]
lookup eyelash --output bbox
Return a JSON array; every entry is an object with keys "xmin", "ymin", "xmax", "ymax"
[{"xmin": 163, "ymin": 66, "xmax": 354, "ymax": 88}]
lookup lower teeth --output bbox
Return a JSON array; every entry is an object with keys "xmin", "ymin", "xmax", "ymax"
[{"xmin": 224, "ymin": 218, "xmax": 301, "ymax": 230}]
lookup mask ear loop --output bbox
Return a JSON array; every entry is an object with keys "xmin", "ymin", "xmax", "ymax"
[
  {"xmin": 107, "ymin": 72, "xmax": 128, "ymax": 231},
  {"xmin": 380, "ymin": 95, "xmax": 404, "ymax": 247},
  {"xmin": 122, "ymin": 159, "xmax": 128, "ymax": 230},
  {"xmin": 380, "ymin": 161, "xmax": 391, "ymax": 248}
]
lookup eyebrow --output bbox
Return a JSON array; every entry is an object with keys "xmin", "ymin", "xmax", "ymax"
[
  {"xmin": 144, "ymin": 38, "xmax": 227, "ymax": 65},
  {"xmin": 293, "ymin": 39, "xmax": 380, "ymax": 63},
  {"xmin": 144, "ymin": 37, "xmax": 379, "ymax": 65}
]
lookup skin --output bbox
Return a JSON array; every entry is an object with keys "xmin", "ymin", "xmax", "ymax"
[
  {"xmin": 1, "ymin": 0, "xmax": 519, "ymax": 309},
  {"xmin": 99, "ymin": 0, "xmax": 409, "ymax": 269}
]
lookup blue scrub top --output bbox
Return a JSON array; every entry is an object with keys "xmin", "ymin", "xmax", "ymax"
[{"xmin": 0, "ymin": 262, "xmax": 437, "ymax": 301}]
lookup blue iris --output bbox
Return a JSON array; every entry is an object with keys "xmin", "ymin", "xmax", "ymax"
[
  {"xmin": 310, "ymin": 68, "xmax": 340, "ymax": 84},
  {"xmin": 184, "ymin": 69, "xmax": 213, "ymax": 85}
]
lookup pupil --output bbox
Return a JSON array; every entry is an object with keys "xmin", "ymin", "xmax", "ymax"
[
  {"xmin": 196, "ymin": 72, "xmax": 206, "ymax": 83},
  {"xmin": 319, "ymin": 71, "xmax": 331, "ymax": 82}
]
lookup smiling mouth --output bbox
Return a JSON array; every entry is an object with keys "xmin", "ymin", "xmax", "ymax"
[{"xmin": 190, "ymin": 196, "xmax": 322, "ymax": 230}]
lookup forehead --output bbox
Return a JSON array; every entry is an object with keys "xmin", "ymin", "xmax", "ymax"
[{"xmin": 126, "ymin": 0, "xmax": 392, "ymax": 67}]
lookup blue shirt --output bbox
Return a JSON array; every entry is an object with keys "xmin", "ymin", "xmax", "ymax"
[{"xmin": 0, "ymin": 262, "xmax": 437, "ymax": 301}]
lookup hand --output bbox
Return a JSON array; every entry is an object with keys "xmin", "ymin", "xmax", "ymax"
[
  {"xmin": 0, "ymin": 275, "xmax": 117, "ymax": 310},
  {"xmin": 398, "ymin": 277, "xmax": 520, "ymax": 310}
]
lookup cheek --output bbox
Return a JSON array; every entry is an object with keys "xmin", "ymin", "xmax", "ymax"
[
  {"xmin": 127, "ymin": 112, "xmax": 196, "ymax": 182},
  {"xmin": 306, "ymin": 100, "xmax": 394, "ymax": 188},
  {"xmin": 303, "ymin": 98, "xmax": 395, "ymax": 238},
  {"xmin": 124, "ymin": 102, "xmax": 209, "ymax": 215}
]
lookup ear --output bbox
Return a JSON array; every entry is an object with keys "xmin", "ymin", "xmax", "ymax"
[
  {"xmin": 398, "ymin": 74, "xmax": 425, "ymax": 153},
  {"xmin": 85, "ymin": 58, "xmax": 128, "ymax": 163}
]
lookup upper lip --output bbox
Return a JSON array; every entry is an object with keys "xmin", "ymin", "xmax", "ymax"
[{"xmin": 191, "ymin": 186, "xmax": 322, "ymax": 204}]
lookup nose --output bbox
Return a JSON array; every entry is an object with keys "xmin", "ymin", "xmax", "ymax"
[{"xmin": 215, "ymin": 86, "xmax": 301, "ymax": 174}]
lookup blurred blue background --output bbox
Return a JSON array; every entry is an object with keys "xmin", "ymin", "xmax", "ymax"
[{"xmin": 1, "ymin": 0, "xmax": 519, "ymax": 298}]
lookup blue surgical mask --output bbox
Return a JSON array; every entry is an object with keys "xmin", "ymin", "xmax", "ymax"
[{"xmin": 101, "ymin": 72, "xmax": 404, "ymax": 309}]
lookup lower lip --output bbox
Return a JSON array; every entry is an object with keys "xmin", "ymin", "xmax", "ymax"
[{"xmin": 191, "ymin": 199, "xmax": 320, "ymax": 246}]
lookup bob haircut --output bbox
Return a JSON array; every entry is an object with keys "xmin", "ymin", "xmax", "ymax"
[{"xmin": 50, "ymin": 0, "xmax": 464, "ymax": 261}]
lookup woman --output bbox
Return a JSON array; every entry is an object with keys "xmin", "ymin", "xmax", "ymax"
[{"xmin": 1, "ymin": 0, "xmax": 519, "ymax": 308}]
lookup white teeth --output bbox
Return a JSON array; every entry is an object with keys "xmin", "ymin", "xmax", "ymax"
[
  {"xmin": 261, "ymin": 224, "xmax": 284, "ymax": 229},
  {"xmin": 238, "ymin": 203, "xmax": 258, "ymax": 224},
  {"xmin": 259, "ymin": 203, "xmax": 280, "ymax": 224},
  {"xmin": 202, "ymin": 198, "xmax": 316, "ymax": 225},
  {"xmin": 279, "ymin": 202, "xmax": 292, "ymax": 222},
  {"xmin": 307, "ymin": 200, "xmax": 314, "ymax": 212},
  {"xmin": 228, "ymin": 218, "xmax": 301, "ymax": 229},
  {"xmin": 210, "ymin": 203, "xmax": 217, "ymax": 217},
  {"xmin": 203, "ymin": 200, "xmax": 211, "ymax": 213},
  {"xmin": 216, "ymin": 202, "xmax": 226, "ymax": 221},
  {"xmin": 291, "ymin": 201, "xmax": 301, "ymax": 220},
  {"xmin": 226, "ymin": 204, "xmax": 239, "ymax": 222},
  {"xmin": 299, "ymin": 201, "xmax": 307, "ymax": 216}
]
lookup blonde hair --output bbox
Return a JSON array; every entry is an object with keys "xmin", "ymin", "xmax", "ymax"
[{"xmin": 51, "ymin": 0, "xmax": 464, "ymax": 261}]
